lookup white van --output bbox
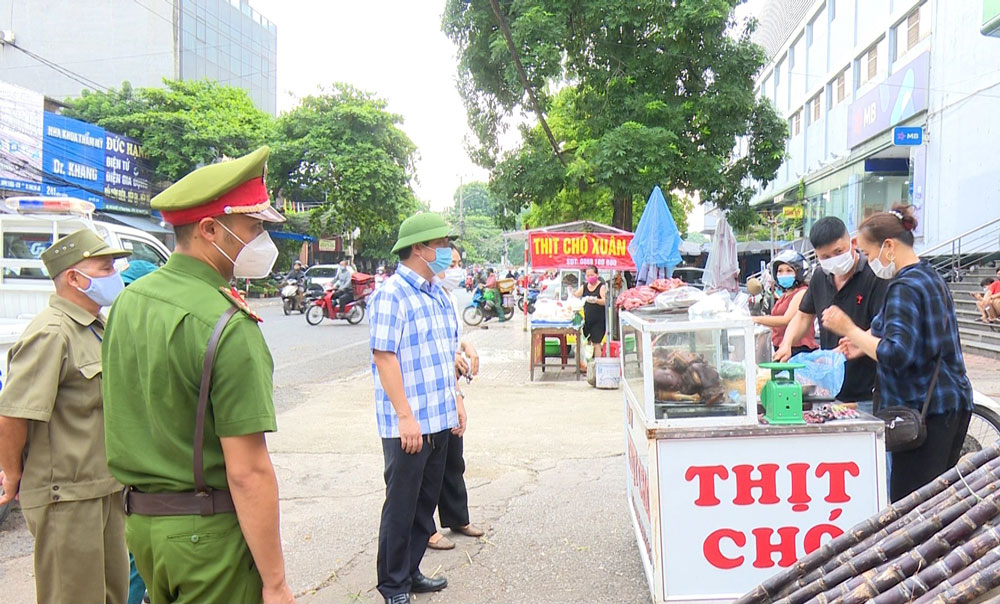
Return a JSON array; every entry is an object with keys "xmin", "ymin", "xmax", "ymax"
[{"xmin": 0, "ymin": 196, "xmax": 171, "ymax": 322}]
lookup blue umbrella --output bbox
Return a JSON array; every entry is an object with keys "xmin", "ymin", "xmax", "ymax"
[{"xmin": 628, "ymin": 186, "xmax": 682, "ymax": 283}]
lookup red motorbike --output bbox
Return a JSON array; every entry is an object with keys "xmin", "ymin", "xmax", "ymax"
[{"xmin": 305, "ymin": 273, "xmax": 375, "ymax": 325}]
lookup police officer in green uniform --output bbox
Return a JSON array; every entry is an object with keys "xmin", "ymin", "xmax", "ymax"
[
  {"xmin": 0, "ymin": 229, "xmax": 131, "ymax": 604},
  {"xmin": 102, "ymin": 146, "xmax": 295, "ymax": 604}
]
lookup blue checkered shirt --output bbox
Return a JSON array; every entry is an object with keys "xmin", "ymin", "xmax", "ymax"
[
  {"xmin": 369, "ymin": 264, "xmax": 459, "ymax": 438},
  {"xmin": 871, "ymin": 260, "xmax": 973, "ymax": 415}
]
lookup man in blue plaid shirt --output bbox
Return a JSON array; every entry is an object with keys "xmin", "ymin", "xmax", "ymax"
[{"xmin": 369, "ymin": 213, "xmax": 466, "ymax": 604}]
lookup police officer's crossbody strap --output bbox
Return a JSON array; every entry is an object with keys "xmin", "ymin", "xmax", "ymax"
[{"xmin": 193, "ymin": 306, "xmax": 240, "ymax": 496}]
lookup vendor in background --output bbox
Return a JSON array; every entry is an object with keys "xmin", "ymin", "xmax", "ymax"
[
  {"xmin": 775, "ymin": 217, "xmax": 888, "ymax": 406},
  {"xmin": 822, "ymin": 206, "xmax": 972, "ymax": 502},
  {"xmin": 753, "ymin": 250, "xmax": 818, "ymax": 357},
  {"xmin": 574, "ymin": 266, "xmax": 607, "ymax": 361}
]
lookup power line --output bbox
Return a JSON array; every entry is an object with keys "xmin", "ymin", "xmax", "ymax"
[{"xmin": 7, "ymin": 43, "xmax": 110, "ymax": 93}]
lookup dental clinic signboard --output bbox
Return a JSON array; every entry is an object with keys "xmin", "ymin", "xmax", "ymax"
[
  {"xmin": 848, "ymin": 52, "xmax": 930, "ymax": 149},
  {"xmin": 42, "ymin": 112, "xmax": 106, "ymax": 205},
  {"xmin": 104, "ymin": 132, "xmax": 151, "ymax": 215}
]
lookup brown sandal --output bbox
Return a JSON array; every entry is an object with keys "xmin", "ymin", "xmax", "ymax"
[
  {"xmin": 428, "ymin": 532, "xmax": 455, "ymax": 550},
  {"xmin": 451, "ymin": 524, "xmax": 485, "ymax": 538}
]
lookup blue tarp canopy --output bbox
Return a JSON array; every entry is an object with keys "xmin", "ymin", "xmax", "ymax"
[
  {"xmin": 269, "ymin": 231, "xmax": 316, "ymax": 242},
  {"xmin": 628, "ymin": 186, "xmax": 682, "ymax": 280}
]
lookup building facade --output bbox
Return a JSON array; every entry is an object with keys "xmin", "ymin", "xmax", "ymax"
[
  {"xmin": 0, "ymin": 0, "xmax": 276, "ymax": 114},
  {"xmin": 750, "ymin": 0, "xmax": 1000, "ymax": 251}
]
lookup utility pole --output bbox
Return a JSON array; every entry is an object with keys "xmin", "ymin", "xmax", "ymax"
[{"xmin": 458, "ymin": 175, "xmax": 465, "ymax": 237}]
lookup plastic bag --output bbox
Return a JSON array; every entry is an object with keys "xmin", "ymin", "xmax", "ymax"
[
  {"xmin": 789, "ymin": 349, "xmax": 847, "ymax": 399},
  {"xmin": 654, "ymin": 286, "xmax": 706, "ymax": 310},
  {"xmin": 688, "ymin": 290, "xmax": 734, "ymax": 319}
]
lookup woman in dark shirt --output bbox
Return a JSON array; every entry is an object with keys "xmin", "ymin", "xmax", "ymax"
[{"xmin": 821, "ymin": 205, "xmax": 973, "ymax": 502}]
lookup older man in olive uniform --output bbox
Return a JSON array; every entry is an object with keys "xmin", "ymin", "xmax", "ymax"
[
  {"xmin": 102, "ymin": 146, "xmax": 295, "ymax": 604},
  {"xmin": 0, "ymin": 229, "xmax": 132, "ymax": 604}
]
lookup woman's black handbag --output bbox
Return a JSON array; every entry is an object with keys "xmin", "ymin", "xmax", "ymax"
[{"xmin": 874, "ymin": 356, "xmax": 941, "ymax": 453}]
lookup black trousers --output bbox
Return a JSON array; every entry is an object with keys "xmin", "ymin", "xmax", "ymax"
[
  {"xmin": 438, "ymin": 432, "xmax": 470, "ymax": 529},
  {"xmin": 890, "ymin": 409, "xmax": 972, "ymax": 502},
  {"xmin": 377, "ymin": 430, "xmax": 449, "ymax": 598},
  {"xmin": 336, "ymin": 290, "xmax": 353, "ymax": 312}
]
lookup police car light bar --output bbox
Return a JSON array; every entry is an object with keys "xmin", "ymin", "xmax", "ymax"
[{"xmin": 5, "ymin": 197, "xmax": 96, "ymax": 216}]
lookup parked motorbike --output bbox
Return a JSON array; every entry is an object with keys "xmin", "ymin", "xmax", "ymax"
[
  {"xmin": 281, "ymin": 277, "xmax": 309, "ymax": 315},
  {"xmin": 305, "ymin": 273, "xmax": 376, "ymax": 326},
  {"xmin": 516, "ymin": 287, "xmax": 540, "ymax": 314},
  {"xmin": 463, "ymin": 286, "xmax": 515, "ymax": 326}
]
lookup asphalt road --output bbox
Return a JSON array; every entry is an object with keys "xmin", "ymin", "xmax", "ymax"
[
  {"xmin": 258, "ymin": 288, "xmax": 475, "ymax": 413},
  {"xmin": 257, "ymin": 302, "xmax": 372, "ymax": 414}
]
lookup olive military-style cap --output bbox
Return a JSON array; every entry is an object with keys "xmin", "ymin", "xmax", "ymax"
[
  {"xmin": 391, "ymin": 212, "xmax": 456, "ymax": 253},
  {"xmin": 41, "ymin": 229, "xmax": 131, "ymax": 278},
  {"xmin": 152, "ymin": 146, "xmax": 285, "ymax": 226}
]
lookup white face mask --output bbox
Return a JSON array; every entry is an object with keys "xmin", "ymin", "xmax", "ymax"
[
  {"xmin": 818, "ymin": 249, "xmax": 855, "ymax": 276},
  {"xmin": 213, "ymin": 222, "xmax": 279, "ymax": 279},
  {"xmin": 868, "ymin": 242, "xmax": 897, "ymax": 280},
  {"xmin": 434, "ymin": 266, "xmax": 465, "ymax": 292}
]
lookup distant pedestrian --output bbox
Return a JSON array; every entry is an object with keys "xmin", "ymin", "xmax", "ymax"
[
  {"xmin": 823, "ymin": 206, "xmax": 973, "ymax": 502},
  {"xmin": 0, "ymin": 229, "xmax": 131, "ymax": 604},
  {"xmin": 370, "ymin": 213, "xmax": 464, "ymax": 604},
  {"xmin": 102, "ymin": 147, "xmax": 295, "ymax": 604}
]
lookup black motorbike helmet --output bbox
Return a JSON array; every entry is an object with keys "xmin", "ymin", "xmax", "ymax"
[{"xmin": 770, "ymin": 249, "xmax": 807, "ymax": 285}]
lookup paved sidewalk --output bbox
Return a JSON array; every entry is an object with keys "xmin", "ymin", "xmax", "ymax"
[
  {"xmin": 1, "ymin": 317, "xmax": 645, "ymax": 604},
  {"xmin": 276, "ymin": 319, "xmax": 647, "ymax": 603},
  {"xmin": 966, "ymin": 353, "xmax": 1000, "ymax": 399}
]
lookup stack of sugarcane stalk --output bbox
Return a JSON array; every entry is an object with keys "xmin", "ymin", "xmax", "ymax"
[{"xmin": 737, "ymin": 444, "xmax": 1000, "ymax": 604}]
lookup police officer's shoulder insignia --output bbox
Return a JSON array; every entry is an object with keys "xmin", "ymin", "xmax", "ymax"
[{"xmin": 219, "ymin": 286, "xmax": 262, "ymax": 323}]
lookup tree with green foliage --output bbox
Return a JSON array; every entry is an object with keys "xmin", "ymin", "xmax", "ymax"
[
  {"xmin": 267, "ymin": 84, "xmax": 420, "ymax": 259},
  {"xmin": 449, "ymin": 181, "xmax": 508, "ymax": 264},
  {"xmin": 453, "ymin": 181, "xmax": 497, "ymax": 218},
  {"xmin": 443, "ymin": 0, "xmax": 787, "ymax": 232},
  {"xmin": 65, "ymin": 80, "xmax": 274, "ymax": 186}
]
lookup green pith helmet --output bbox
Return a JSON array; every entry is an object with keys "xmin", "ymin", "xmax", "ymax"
[
  {"xmin": 391, "ymin": 212, "xmax": 455, "ymax": 254},
  {"xmin": 41, "ymin": 228, "xmax": 131, "ymax": 277}
]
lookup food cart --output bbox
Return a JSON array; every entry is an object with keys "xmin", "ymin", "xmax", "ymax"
[
  {"xmin": 502, "ymin": 221, "xmax": 635, "ymax": 379},
  {"xmin": 620, "ymin": 309, "xmax": 887, "ymax": 604}
]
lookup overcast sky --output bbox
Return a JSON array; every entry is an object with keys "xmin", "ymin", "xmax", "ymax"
[{"xmin": 250, "ymin": 0, "xmax": 488, "ymax": 211}]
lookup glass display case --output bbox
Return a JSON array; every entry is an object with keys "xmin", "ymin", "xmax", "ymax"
[{"xmin": 620, "ymin": 310, "xmax": 759, "ymax": 427}]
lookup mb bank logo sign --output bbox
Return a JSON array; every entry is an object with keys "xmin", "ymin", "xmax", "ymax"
[{"xmin": 848, "ymin": 52, "xmax": 929, "ymax": 149}]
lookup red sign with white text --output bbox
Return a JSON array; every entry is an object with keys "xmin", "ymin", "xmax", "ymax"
[
  {"xmin": 656, "ymin": 433, "xmax": 884, "ymax": 600},
  {"xmin": 529, "ymin": 232, "xmax": 635, "ymax": 270}
]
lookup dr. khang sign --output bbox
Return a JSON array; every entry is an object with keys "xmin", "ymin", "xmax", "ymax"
[{"xmin": 529, "ymin": 232, "xmax": 635, "ymax": 270}]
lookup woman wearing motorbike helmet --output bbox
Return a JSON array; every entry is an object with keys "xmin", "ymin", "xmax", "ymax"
[{"xmin": 753, "ymin": 250, "xmax": 819, "ymax": 357}]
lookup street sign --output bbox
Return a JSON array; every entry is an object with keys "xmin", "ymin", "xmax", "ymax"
[
  {"xmin": 782, "ymin": 205, "xmax": 804, "ymax": 220},
  {"xmin": 892, "ymin": 126, "xmax": 924, "ymax": 146}
]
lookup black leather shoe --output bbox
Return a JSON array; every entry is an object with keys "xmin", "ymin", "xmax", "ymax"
[
  {"xmin": 411, "ymin": 572, "xmax": 448, "ymax": 593},
  {"xmin": 385, "ymin": 594, "xmax": 410, "ymax": 604}
]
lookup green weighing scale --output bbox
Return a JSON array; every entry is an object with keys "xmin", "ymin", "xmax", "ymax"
[{"xmin": 759, "ymin": 362, "xmax": 806, "ymax": 425}]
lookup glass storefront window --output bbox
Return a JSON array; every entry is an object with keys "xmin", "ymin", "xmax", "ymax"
[{"xmin": 859, "ymin": 173, "xmax": 910, "ymax": 221}]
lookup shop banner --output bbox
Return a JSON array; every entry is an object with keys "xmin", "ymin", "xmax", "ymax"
[
  {"xmin": 656, "ymin": 433, "xmax": 885, "ymax": 600},
  {"xmin": 42, "ymin": 112, "xmax": 105, "ymax": 206},
  {"xmin": 848, "ymin": 52, "xmax": 929, "ymax": 148},
  {"xmin": 529, "ymin": 232, "xmax": 635, "ymax": 270},
  {"xmin": 104, "ymin": 132, "xmax": 151, "ymax": 215},
  {"xmin": 0, "ymin": 81, "xmax": 44, "ymax": 194}
]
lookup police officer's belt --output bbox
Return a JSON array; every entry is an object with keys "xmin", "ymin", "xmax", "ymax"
[{"xmin": 123, "ymin": 307, "xmax": 240, "ymax": 517}]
